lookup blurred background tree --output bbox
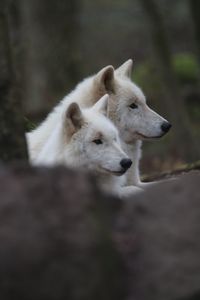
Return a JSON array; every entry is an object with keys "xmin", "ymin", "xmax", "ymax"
[
  {"xmin": 139, "ymin": 0, "xmax": 199, "ymax": 161},
  {"xmin": 1, "ymin": 0, "xmax": 199, "ymax": 173},
  {"xmin": 190, "ymin": 0, "xmax": 200, "ymax": 65},
  {"xmin": 20, "ymin": 0, "xmax": 82, "ymax": 118},
  {"xmin": 0, "ymin": 0, "xmax": 27, "ymax": 162}
]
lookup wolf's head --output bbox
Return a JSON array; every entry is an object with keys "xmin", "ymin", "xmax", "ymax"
[
  {"xmin": 93, "ymin": 60, "xmax": 171, "ymax": 143},
  {"xmin": 63, "ymin": 95, "xmax": 132, "ymax": 176}
]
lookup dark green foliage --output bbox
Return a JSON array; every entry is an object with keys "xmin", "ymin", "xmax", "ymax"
[
  {"xmin": 24, "ymin": 117, "xmax": 36, "ymax": 132},
  {"xmin": 173, "ymin": 53, "xmax": 199, "ymax": 85},
  {"xmin": 134, "ymin": 53, "xmax": 200, "ymax": 89}
]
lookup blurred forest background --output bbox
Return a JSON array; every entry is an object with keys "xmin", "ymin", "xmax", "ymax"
[{"xmin": 1, "ymin": 0, "xmax": 200, "ymax": 176}]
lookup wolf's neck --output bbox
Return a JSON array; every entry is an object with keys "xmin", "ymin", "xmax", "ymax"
[
  {"xmin": 96, "ymin": 172, "xmax": 119, "ymax": 194},
  {"xmin": 122, "ymin": 139, "xmax": 142, "ymax": 186}
]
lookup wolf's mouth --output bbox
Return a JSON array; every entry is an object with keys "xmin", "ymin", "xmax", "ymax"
[
  {"xmin": 135, "ymin": 132, "xmax": 164, "ymax": 140},
  {"xmin": 112, "ymin": 170, "xmax": 126, "ymax": 176},
  {"xmin": 101, "ymin": 167, "xmax": 126, "ymax": 176}
]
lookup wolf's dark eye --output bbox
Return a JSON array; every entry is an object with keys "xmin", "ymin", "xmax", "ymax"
[
  {"xmin": 93, "ymin": 139, "xmax": 103, "ymax": 145},
  {"xmin": 129, "ymin": 103, "xmax": 138, "ymax": 109}
]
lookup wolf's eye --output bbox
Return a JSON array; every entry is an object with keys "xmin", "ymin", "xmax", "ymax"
[
  {"xmin": 129, "ymin": 103, "xmax": 138, "ymax": 109},
  {"xmin": 93, "ymin": 139, "xmax": 103, "ymax": 145}
]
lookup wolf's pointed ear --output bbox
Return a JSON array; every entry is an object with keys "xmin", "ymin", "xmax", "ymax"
[
  {"xmin": 115, "ymin": 59, "xmax": 133, "ymax": 78},
  {"xmin": 93, "ymin": 94, "xmax": 109, "ymax": 116},
  {"xmin": 95, "ymin": 66, "xmax": 115, "ymax": 93},
  {"xmin": 65, "ymin": 102, "xmax": 84, "ymax": 134}
]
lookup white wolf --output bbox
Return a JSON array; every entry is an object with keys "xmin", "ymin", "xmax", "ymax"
[
  {"xmin": 27, "ymin": 95, "xmax": 139, "ymax": 198},
  {"xmin": 28, "ymin": 59, "xmax": 171, "ymax": 188}
]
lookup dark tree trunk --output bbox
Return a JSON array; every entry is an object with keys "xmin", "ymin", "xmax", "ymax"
[
  {"xmin": 21, "ymin": 0, "xmax": 82, "ymax": 119},
  {"xmin": 139, "ymin": 0, "xmax": 199, "ymax": 161},
  {"xmin": 190, "ymin": 0, "xmax": 200, "ymax": 64},
  {"xmin": 0, "ymin": 1, "xmax": 28, "ymax": 162}
]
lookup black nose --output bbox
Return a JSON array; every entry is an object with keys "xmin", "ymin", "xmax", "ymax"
[
  {"xmin": 161, "ymin": 121, "xmax": 172, "ymax": 133},
  {"xmin": 120, "ymin": 158, "xmax": 132, "ymax": 170}
]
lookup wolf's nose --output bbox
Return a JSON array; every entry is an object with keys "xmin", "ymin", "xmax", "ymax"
[
  {"xmin": 161, "ymin": 121, "xmax": 172, "ymax": 133},
  {"xmin": 120, "ymin": 158, "xmax": 132, "ymax": 170}
]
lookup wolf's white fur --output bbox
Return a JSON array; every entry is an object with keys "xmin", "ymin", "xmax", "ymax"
[
  {"xmin": 112, "ymin": 61, "xmax": 170, "ymax": 186},
  {"xmin": 28, "ymin": 59, "xmax": 170, "ymax": 189},
  {"xmin": 27, "ymin": 95, "xmax": 141, "ymax": 198}
]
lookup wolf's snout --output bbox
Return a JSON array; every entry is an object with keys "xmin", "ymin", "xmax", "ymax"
[
  {"xmin": 161, "ymin": 121, "xmax": 171, "ymax": 134},
  {"xmin": 120, "ymin": 158, "xmax": 132, "ymax": 171}
]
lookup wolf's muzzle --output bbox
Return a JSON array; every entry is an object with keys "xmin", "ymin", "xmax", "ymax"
[
  {"xmin": 161, "ymin": 121, "xmax": 172, "ymax": 134},
  {"xmin": 120, "ymin": 158, "xmax": 132, "ymax": 171}
]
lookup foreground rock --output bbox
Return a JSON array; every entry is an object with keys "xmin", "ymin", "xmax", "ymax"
[
  {"xmin": 0, "ymin": 165, "xmax": 199, "ymax": 300},
  {"xmin": 123, "ymin": 170, "xmax": 200, "ymax": 300}
]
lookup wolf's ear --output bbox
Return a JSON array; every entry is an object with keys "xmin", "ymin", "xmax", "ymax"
[
  {"xmin": 65, "ymin": 102, "xmax": 84, "ymax": 134},
  {"xmin": 115, "ymin": 59, "xmax": 133, "ymax": 78},
  {"xmin": 95, "ymin": 66, "xmax": 114, "ymax": 93},
  {"xmin": 93, "ymin": 94, "xmax": 109, "ymax": 116}
]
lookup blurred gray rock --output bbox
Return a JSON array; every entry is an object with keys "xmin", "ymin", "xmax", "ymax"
[
  {"xmin": 0, "ymin": 165, "xmax": 200, "ymax": 300},
  {"xmin": 0, "ymin": 165, "xmax": 126, "ymax": 300},
  {"xmin": 123, "ymin": 171, "xmax": 200, "ymax": 300}
]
